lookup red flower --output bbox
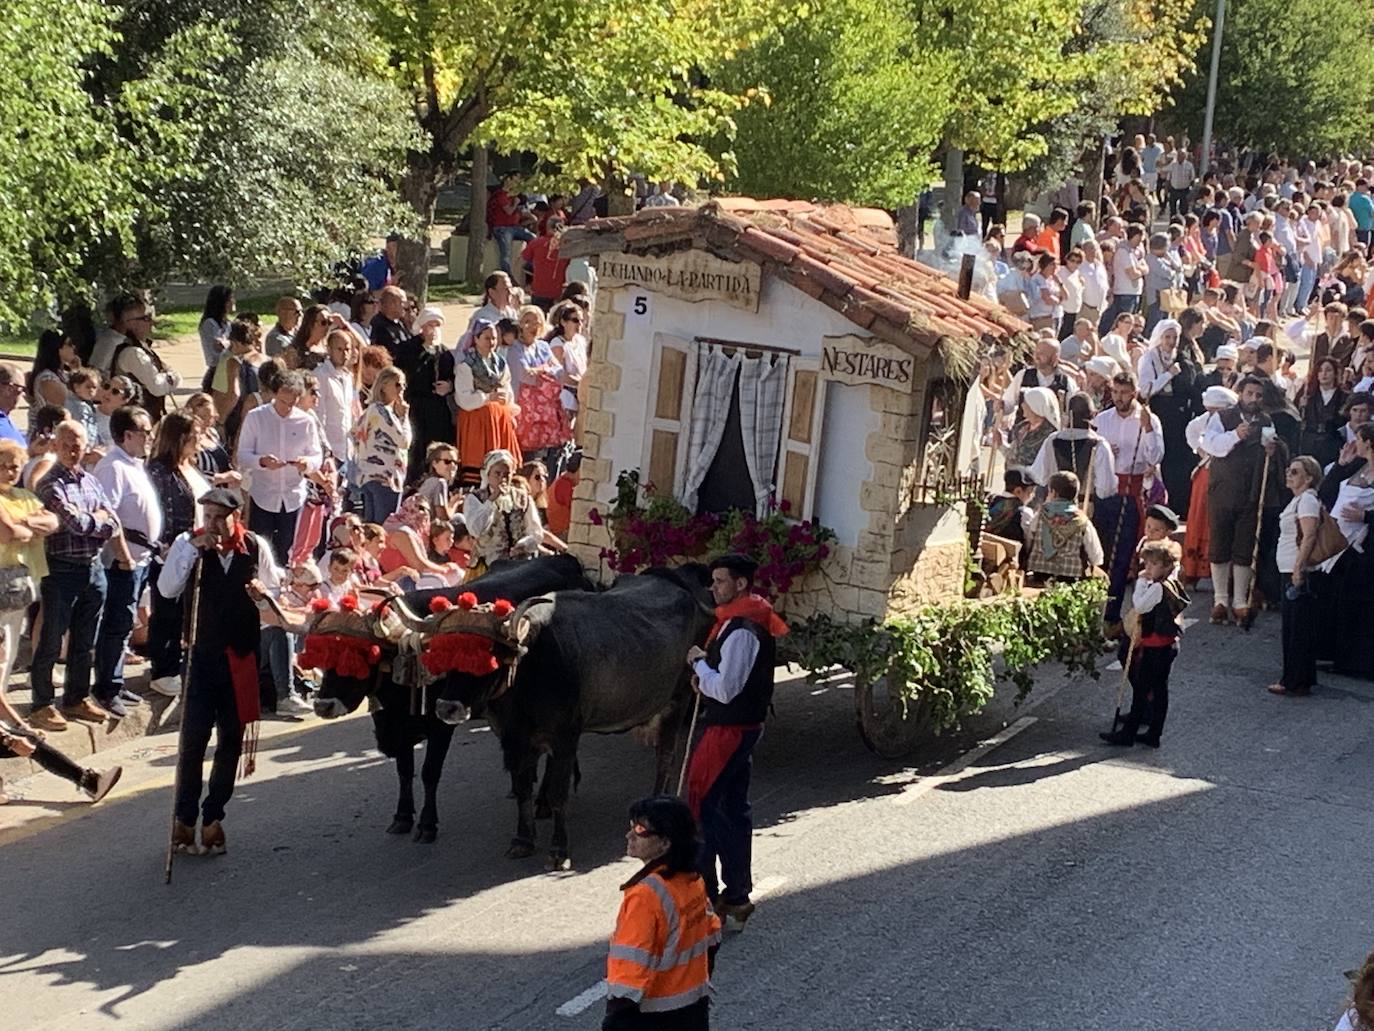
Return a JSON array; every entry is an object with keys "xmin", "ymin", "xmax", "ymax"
[
  {"xmin": 457, "ymin": 592, "xmax": 478, "ymax": 610},
  {"xmin": 779, "ymin": 498, "xmax": 792, "ymax": 514},
  {"xmin": 371, "ymin": 600, "xmax": 391, "ymax": 618},
  {"xmin": 430, "ymin": 596, "xmax": 452, "ymax": 613},
  {"xmin": 492, "ymin": 598, "xmax": 514, "ymax": 617},
  {"xmin": 309, "ymin": 598, "xmax": 332, "ymax": 613},
  {"xmin": 588, "ymin": 508, "xmax": 604, "ymax": 526},
  {"xmin": 339, "ymin": 594, "xmax": 359, "ymax": 612}
]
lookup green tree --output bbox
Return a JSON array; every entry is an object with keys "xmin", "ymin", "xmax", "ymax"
[
  {"xmin": 719, "ymin": 0, "xmax": 954, "ymax": 208},
  {"xmin": 1169, "ymin": 0, "xmax": 1374, "ymax": 155},
  {"xmin": 365, "ymin": 0, "xmax": 795, "ymax": 295}
]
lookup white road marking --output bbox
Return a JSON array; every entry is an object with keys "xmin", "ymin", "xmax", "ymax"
[
  {"xmin": 892, "ymin": 716, "xmax": 1038, "ymax": 807},
  {"xmin": 555, "ymin": 876, "xmax": 792, "ymax": 1017}
]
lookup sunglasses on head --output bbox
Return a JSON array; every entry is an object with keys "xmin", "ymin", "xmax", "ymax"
[{"xmin": 629, "ymin": 821, "xmax": 657, "ymax": 837}]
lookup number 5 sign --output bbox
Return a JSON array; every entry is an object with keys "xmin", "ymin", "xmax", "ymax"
[{"xmin": 627, "ymin": 292, "xmax": 652, "ymax": 324}]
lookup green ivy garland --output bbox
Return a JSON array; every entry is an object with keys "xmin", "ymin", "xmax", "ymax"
[{"xmin": 785, "ymin": 579, "xmax": 1106, "ymax": 735}]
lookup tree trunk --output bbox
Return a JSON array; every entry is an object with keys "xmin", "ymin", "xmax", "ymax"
[
  {"xmin": 1081, "ymin": 135, "xmax": 1108, "ymax": 214},
  {"xmin": 895, "ymin": 204, "xmax": 919, "ymax": 257},
  {"xmin": 942, "ymin": 148, "xmax": 964, "ymax": 234},
  {"xmin": 464, "ymin": 145, "xmax": 490, "ymax": 286},
  {"xmin": 604, "ymin": 172, "xmax": 636, "ymax": 216},
  {"xmin": 397, "ymin": 152, "xmax": 439, "ymax": 303}
]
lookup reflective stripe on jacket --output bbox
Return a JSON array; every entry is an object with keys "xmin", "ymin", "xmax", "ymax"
[{"xmin": 606, "ymin": 869, "xmax": 721, "ymax": 1013}]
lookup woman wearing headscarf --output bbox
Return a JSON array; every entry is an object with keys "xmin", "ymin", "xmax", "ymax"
[
  {"xmin": 1137, "ymin": 316, "xmax": 1202, "ymax": 511},
  {"xmin": 1181, "ymin": 385, "xmax": 1237, "ymax": 585},
  {"xmin": 455, "ymin": 319, "xmax": 523, "ymax": 483},
  {"xmin": 1001, "ymin": 386, "xmax": 1059, "ymax": 475},
  {"xmin": 509, "ymin": 306, "xmax": 567, "ymax": 466},
  {"xmin": 463, "ymin": 450, "xmax": 543, "ymax": 575},
  {"xmin": 405, "ymin": 306, "xmax": 456, "ymax": 482},
  {"xmin": 379, "ymin": 495, "xmax": 463, "ymax": 589}
]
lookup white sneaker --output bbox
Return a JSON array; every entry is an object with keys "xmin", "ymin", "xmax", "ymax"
[
  {"xmin": 279, "ymin": 693, "xmax": 315, "ymax": 717},
  {"xmin": 149, "ymin": 675, "xmax": 181, "ymax": 698}
]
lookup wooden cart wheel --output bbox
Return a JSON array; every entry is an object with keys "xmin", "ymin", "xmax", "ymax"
[{"xmin": 854, "ymin": 672, "xmax": 930, "ymax": 759}]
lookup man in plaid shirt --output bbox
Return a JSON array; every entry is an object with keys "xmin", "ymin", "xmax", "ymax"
[{"xmin": 28, "ymin": 421, "xmax": 132, "ymax": 732}]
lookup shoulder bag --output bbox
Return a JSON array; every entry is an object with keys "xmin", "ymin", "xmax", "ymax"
[{"xmin": 1299, "ymin": 502, "xmax": 1349, "ymax": 567}]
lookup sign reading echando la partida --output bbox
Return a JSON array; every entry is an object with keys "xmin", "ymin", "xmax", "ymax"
[
  {"xmin": 597, "ymin": 250, "xmax": 761, "ymax": 311},
  {"xmin": 820, "ymin": 334, "xmax": 917, "ymax": 392}
]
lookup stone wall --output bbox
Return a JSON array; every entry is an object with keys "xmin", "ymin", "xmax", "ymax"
[{"xmin": 566, "ymin": 286, "xmax": 969, "ymax": 621}]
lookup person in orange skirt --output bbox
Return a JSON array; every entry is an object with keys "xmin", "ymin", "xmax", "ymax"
[
  {"xmin": 1181, "ymin": 385, "xmax": 1237, "ymax": 585},
  {"xmin": 454, "ymin": 318, "xmax": 522, "ymax": 484}
]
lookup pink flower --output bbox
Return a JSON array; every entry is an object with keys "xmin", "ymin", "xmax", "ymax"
[{"xmin": 588, "ymin": 508, "xmax": 603, "ymax": 526}]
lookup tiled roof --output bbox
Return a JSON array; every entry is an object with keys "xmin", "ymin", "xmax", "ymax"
[{"xmin": 557, "ymin": 198, "xmax": 1030, "ymax": 358}]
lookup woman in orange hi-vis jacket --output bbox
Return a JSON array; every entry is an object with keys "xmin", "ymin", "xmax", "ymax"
[{"xmin": 604, "ymin": 796, "xmax": 721, "ymax": 1030}]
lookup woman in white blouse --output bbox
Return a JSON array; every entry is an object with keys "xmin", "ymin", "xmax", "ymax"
[
  {"xmin": 463, "ymin": 449, "xmax": 543, "ymax": 575},
  {"xmin": 1269, "ymin": 455, "xmax": 1322, "ymax": 696}
]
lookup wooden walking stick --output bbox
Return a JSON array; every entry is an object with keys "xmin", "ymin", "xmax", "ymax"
[
  {"xmin": 1111, "ymin": 632, "xmax": 1139, "ymax": 735},
  {"xmin": 165, "ymin": 554, "xmax": 204, "ymax": 884},
  {"xmin": 1242, "ymin": 444, "xmax": 1273, "ymax": 632},
  {"xmin": 676, "ymin": 689, "xmax": 702, "ymax": 798}
]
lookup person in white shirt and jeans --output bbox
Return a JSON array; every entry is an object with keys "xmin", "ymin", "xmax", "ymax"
[
  {"xmin": 314, "ymin": 330, "xmax": 356, "ymax": 483},
  {"xmin": 235, "ymin": 370, "xmax": 323, "ymax": 564},
  {"xmin": 91, "ymin": 406, "xmax": 163, "ymax": 718}
]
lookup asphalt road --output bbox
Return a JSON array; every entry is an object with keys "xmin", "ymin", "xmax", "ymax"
[{"xmin": 1, "ymin": 603, "xmax": 1370, "ymax": 1031}]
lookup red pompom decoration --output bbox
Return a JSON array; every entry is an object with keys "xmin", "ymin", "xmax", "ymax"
[
  {"xmin": 429, "ymin": 596, "xmax": 452, "ymax": 614},
  {"xmin": 421, "ymin": 632, "xmax": 500, "ymax": 677},
  {"xmin": 299, "ymin": 634, "xmax": 384, "ymax": 679},
  {"xmin": 371, "ymin": 599, "xmax": 391, "ymax": 618},
  {"xmin": 339, "ymin": 594, "xmax": 359, "ymax": 612},
  {"xmin": 457, "ymin": 592, "xmax": 478, "ymax": 610},
  {"xmin": 491, "ymin": 598, "xmax": 514, "ymax": 617},
  {"xmin": 309, "ymin": 598, "xmax": 332, "ymax": 613},
  {"xmin": 367, "ymin": 644, "xmax": 381, "ymax": 662}
]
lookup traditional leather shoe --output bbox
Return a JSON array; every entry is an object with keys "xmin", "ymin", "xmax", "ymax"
[
  {"xmin": 172, "ymin": 820, "xmax": 199, "ymax": 853},
  {"xmin": 717, "ymin": 900, "xmax": 755, "ymax": 924},
  {"xmin": 60, "ymin": 698, "xmax": 109, "ymax": 724},
  {"xmin": 1099, "ymin": 728, "xmax": 1136, "ymax": 746},
  {"xmin": 1209, "ymin": 604, "xmax": 1228, "ymax": 624},
  {"xmin": 200, "ymin": 821, "xmax": 227, "ymax": 855},
  {"xmin": 1231, "ymin": 607, "xmax": 1251, "ymax": 627},
  {"xmin": 28, "ymin": 705, "xmax": 68, "ymax": 732},
  {"xmin": 81, "ymin": 766, "xmax": 122, "ymax": 803}
]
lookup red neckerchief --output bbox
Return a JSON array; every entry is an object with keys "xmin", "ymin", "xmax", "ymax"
[
  {"xmin": 707, "ymin": 593, "xmax": 789, "ymax": 643},
  {"xmin": 193, "ymin": 521, "xmax": 248, "ymax": 556}
]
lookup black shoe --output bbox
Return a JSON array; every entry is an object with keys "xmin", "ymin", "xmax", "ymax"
[
  {"xmin": 1099, "ymin": 728, "xmax": 1136, "ymax": 746},
  {"xmin": 1137, "ymin": 735, "xmax": 1161, "ymax": 748}
]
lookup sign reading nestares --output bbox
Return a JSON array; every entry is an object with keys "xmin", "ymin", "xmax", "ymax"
[
  {"xmin": 598, "ymin": 250, "xmax": 761, "ymax": 311},
  {"xmin": 820, "ymin": 335, "xmax": 917, "ymax": 392}
]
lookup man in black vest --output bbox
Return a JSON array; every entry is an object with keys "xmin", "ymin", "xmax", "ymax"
[
  {"xmin": 684, "ymin": 554, "xmax": 788, "ymax": 926},
  {"xmin": 156, "ymin": 488, "xmax": 281, "ymax": 856}
]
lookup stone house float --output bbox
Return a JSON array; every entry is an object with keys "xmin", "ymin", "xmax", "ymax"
[{"xmin": 557, "ymin": 199, "xmax": 1029, "ymax": 622}]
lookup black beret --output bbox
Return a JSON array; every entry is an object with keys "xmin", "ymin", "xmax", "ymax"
[
  {"xmin": 1145, "ymin": 504, "xmax": 1179, "ymax": 530},
  {"xmin": 709, "ymin": 553, "xmax": 759, "ymax": 580}
]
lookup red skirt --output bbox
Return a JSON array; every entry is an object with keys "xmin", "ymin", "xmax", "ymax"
[
  {"xmin": 1182, "ymin": 464, "xmax": 1210, "ymax": 581},
  {"xmin": 458, "ymin": 401, "xmax": 523, "ymax": 478}
]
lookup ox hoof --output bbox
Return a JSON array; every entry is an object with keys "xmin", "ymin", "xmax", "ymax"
[
  {"xmin": 535, "ymin": 800, "xmax": 552, "ymax": 820},
  {"xmin": 546, "ymin": 852, "xmax": 572, "ymax": 872},
  {"xmin": 412, "ymin": 825, "xmax": 437, "ymax": 844},
  {"xmin": 506, "ymin": 839, "xmax": 536, "ymax": 859},
  {"xmin": 386, "ymin": 817, "xmax": 414, "ymax": 835}
]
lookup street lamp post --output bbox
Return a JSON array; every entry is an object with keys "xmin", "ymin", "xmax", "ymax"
[{"xmin": 1200, "ymin": 0, "xmax": 1227, "ymax": 176}]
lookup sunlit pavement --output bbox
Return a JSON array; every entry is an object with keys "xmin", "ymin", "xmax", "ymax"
[{"xmin": 2, "ymin": 598, "xmax": 1369, "ymax": 1030}]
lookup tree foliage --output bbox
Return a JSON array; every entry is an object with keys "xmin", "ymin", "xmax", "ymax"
[
  {"xmin": 718, "ymin": 0, "xmax": 953, "ymax": 208},
  {"xmin": 1168, "ymin": 0, "xmax": 1374, "ymax": 156}
]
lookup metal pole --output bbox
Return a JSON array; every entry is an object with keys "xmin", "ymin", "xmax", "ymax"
[{"xmin": 1199, "ymin": 0, "xmax": 1227, "ymax": 176}]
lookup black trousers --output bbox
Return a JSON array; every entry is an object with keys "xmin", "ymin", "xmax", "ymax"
[
  {"xmin": 1124, "ymin": 646, "xmax": 1176, "ymax": 739},
  {"xmin": 174, "ymin": 650, "xmax": 244, "ymax": 826},
  {"xmin": 1280, "ymin": 586, "xmax": 1318, "ymax": 691},
  {"xmin": 0, "ymin": 734, "xmax": 86, "ymax": 788},
  {"xmin": 146, "ymin": 559, "xmax": 184, "ymax": 682}
]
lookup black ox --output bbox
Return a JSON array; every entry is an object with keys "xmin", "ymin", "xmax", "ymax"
[
  {"xmin": 432, "ymin": 566, "xmax": 715, "ymax": 868},
  {"xmin": 309, "ymin": 555, "xmax": 590, "ymax": 843}
]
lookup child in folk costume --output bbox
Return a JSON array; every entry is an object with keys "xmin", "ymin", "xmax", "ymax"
[
  {"xmin": 1101, "ymin": 539, "xmax": 1189, "ymax": 748},
  {"xmin": 1024, "ymin": 471, "xmax": 1105, "ymax": 584},
  {"xmin": 984, "ymin": 469, "xmax": 1037, "ymax": 563},
  {"xmin": 1181, "ymin": 386, "xmax": 1238, "ymax": 585}
]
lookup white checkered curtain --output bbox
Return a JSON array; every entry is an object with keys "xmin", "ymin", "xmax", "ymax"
[
  {"xmin": 738, "ymin": 352, "xmax": 790, "ymax": 516},
  {"xmin": 680, "ymin": 344, "xmax": 741, "ymax": 510}
]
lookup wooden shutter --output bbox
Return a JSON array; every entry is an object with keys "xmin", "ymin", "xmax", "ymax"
[
  {"xmin": 778, "ymin": 360, "xmax": 825, "ymax": 518},
  {"xmin": 644, "ymin": 334, "xmax": 694, "ymax": 498}
]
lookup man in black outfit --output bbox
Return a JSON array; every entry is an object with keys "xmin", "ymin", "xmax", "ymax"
[
  {"xmin": 685, "ymin": 554, "xmax": 788, "ymax": 926},
  {"xmin": 156, "ymin": 488, "xmax": 280, "ymax": 856},
  {"xmin": 0, "ymin": 723, "xmax": 121, "ymax": 804}
]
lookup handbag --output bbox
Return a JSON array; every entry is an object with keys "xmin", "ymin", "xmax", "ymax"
[
  {"xmin": 1300, "ymin": 503, "xmax": 1349, "ymax": 567},
  {"xmin": 1158, "ymin": 287, "xmax": 1188, "ymax": 313},
  {"xmin": 0, "ymin": 565, "xmax": 35, "ymax": 613}
]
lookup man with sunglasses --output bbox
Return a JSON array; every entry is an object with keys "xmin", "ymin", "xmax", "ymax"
[
  {"xmin": 0, "ymin": 363, "xmax": 26, "ymax": 445},
  {"xmin": 90, "ymin": 293, "xmax": 149, "ymax": 375},
  {"xmin": 264, "ymin": 297, "xmax": 303, "ymax": 358}
]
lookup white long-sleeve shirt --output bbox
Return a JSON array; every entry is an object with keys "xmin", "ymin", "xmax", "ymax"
[
  {"xmin": 93, "ymin": 445, "xmax": 162, "ymax": 565},
  {"xmin": 463, "ymin": 489, "xmax": 543, "ymax": 565},
  {"xmin": 691, "ymin": 627, "xmax": 760, "ymax": 704},
  {"xmin": 1136, "ymin": 347, "xmax": 1179, "ymax": 397},
  {"xmin": 1092, "ymin": 405, "xmax": 1164, "ymax": 476},
  {"xmin": 113, "ymin": 342, "xmax": 180, "ymax": 398},
  {"xmin": 235, "ymin": 403, "xmax": 323, "ymax": 514},
  {"xmin": 314, "ymin": 358, "xmax": 356, "ymax": 462},
  {"xmin": 1200, "ymin": 409, "xmax": 1260, "ymax": 459},
  {"xmin": 157, "ymin": 530, "xmax": 282, "ymax": 601},
  {"xmin": 1028, "ymin": 429, "xmax": 1118, "ymax": 499},
  {"xmin": 1185, "ymin": 411, "xmax": 1213, "ymax": 457}
]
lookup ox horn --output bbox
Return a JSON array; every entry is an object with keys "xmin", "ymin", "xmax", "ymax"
[{"xmin": 504, "ymin": 594, "xmax": 554, "ymax": 645}]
